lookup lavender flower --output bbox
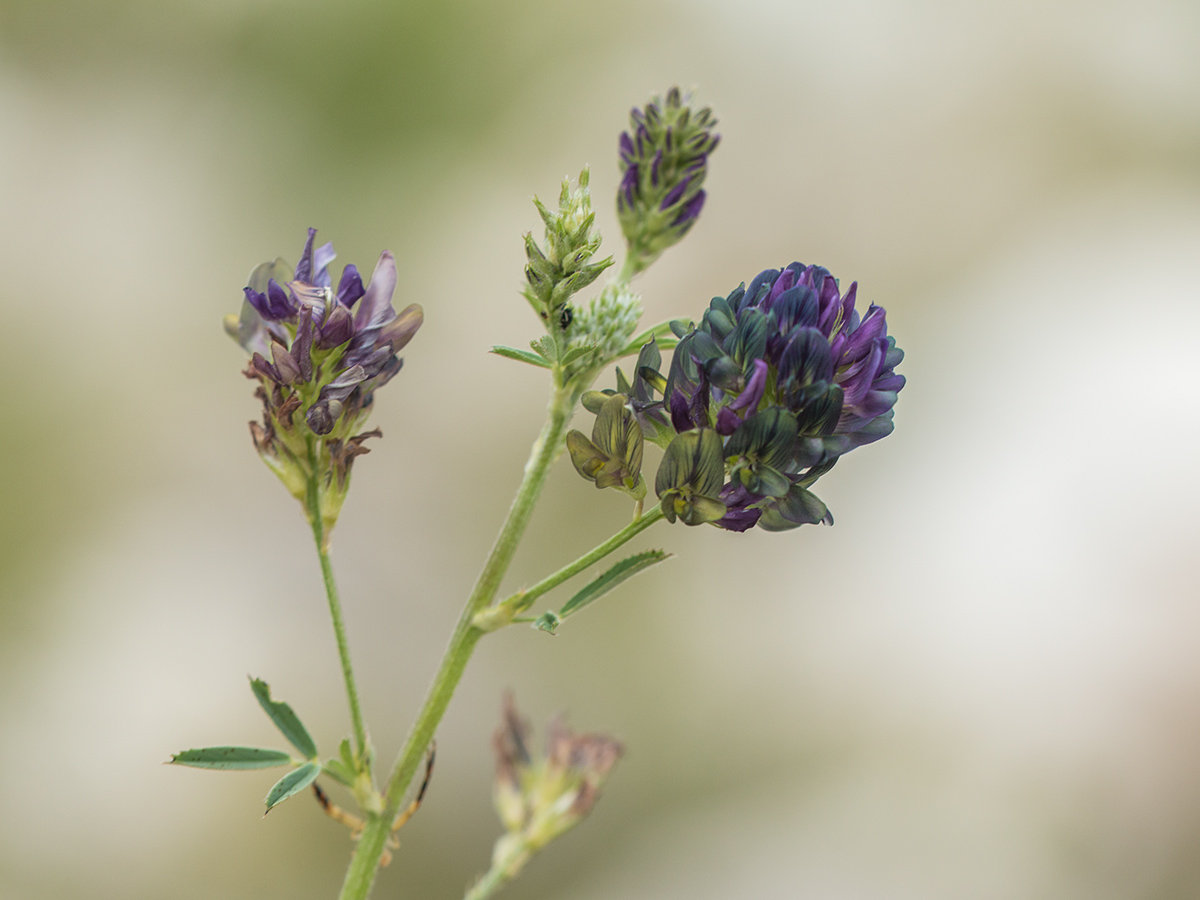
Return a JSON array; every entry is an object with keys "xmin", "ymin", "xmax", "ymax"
[
  {"xmin": 587, "ymin": 263, "xmax": 903, "ymax": 531},
  {"xmin": 224, "ymin": 228, "xmax": 422, "ymax": 529},
  {"xmin": 617, "ymin": 87, "xmax": 720, "ymax": 274}
]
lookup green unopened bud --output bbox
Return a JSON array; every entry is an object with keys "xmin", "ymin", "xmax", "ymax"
[
  {"xmin": 522, "ymin": 168, "xmax": 615, "ymax": 332},
  {"xmin": 565, "ymin": 283, "xmax": 642, "ymax": 367}
]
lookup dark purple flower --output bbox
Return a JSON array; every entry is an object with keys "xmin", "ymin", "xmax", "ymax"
[
  {"xmin": 617, "ymin": 87, "xmax": 719, "ymax": 274},
  {"xmin": 623, "ymin": 263, "xmax": 903, "ymax": 531}
]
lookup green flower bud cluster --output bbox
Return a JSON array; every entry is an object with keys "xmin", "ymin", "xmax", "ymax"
[
  {"xmin": 560, "ymin": 282, "xmax": 643, "ymax": 377},
  {"xmin": 522, "ymin": 168, "xmax": 614, "ymax": 333}
]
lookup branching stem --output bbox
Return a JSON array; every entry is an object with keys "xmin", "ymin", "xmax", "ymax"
[
  {"xmin": 336, "ymin": 375, "xmax": 577, "ymax": 900},
  {"xmin": 498, "ymin": 504, "xmax": 665, "ymax": 618}
]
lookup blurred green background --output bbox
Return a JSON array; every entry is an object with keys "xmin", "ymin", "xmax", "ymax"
[{"xmin": 2, "ymin": 0, "xmax": 1200, "ymax": 897}]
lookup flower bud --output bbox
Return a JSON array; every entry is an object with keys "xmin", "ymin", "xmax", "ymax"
[
  {"xmin": 563, "ymin": 282, "xmax": 642, "ymax": 369},
  {"xmin": 618, "ymin": 87, "xmax": 719, "ymax": 274},
  {"xmin": 521, "ymin": 168, "xmax": 614, "ymax": 332}
]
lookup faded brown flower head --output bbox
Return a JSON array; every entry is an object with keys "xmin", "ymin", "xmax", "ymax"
[{"xmin": 490, "ymin": 693, "xmax": 623, "ymax": 848}]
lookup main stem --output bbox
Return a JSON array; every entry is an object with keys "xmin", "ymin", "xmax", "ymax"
[
  {"xmin": 308, "ymin": 439, "xmax": 369, "ymax": 763},
  {"xmin": 337, "ymin": 380, "xmax": 576, "ymax": 900}
]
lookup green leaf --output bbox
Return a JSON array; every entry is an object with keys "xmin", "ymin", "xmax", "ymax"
[
  {"xmin": 264, "ymin": 762, "xmax": 321, "ymax": 813},
  {"xmin": 618, "ymin": 320, "xmax": 683, "ymax": 358},
  {"xmin": 559, "ymin": 550, "xmax": 670, "ymax": 620},
  {"xmin": 169, "ymin": 746, "xmax": 293, "ymax": 770},
  {"xmin": 559, "ymin": 343, "xmax": 597, "ymax": 367},
  {"xmin": 531, "ymin": 335, "xmax": 559, "ymax": 363},
  {"xmin": 321, "ymin": 758, "xmax": 355, "ymax": 787},
  {"xmin": 250, "ymin": 678, "xmax": 318, "ymax": 760},
  {"xmin": 491, "ymin": 345, "xmax": 551, "ymax": 368}
]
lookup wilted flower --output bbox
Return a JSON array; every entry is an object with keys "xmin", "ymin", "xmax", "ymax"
[
  {"xmin": 224, "ymin": 228, "xmax": 422, "ymax": 531},
  {"xmin": 617, "ymin": 87, "xmax": 719, "ymax": 274},
  {"xmin": 585, "ymin": 263, "xmax": 903, "ymax": 531},
  {"xmin": 491, "ymin": 694, "xmax": 622, "ymax": 854}
]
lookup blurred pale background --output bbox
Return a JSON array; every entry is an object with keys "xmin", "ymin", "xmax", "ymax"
[{"xmin": 1, "ymin": 0, "xmax": 1199, "ymax": 897}]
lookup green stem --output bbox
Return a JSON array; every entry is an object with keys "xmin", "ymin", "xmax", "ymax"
[
  {"xmin": 463, "ymin": 838, "xmax": 530, "ymax": 900},
  {"xmin": 336, "ymin": 380, "xmax": 576, "ymax": 900},
  {"xmin": 464, "ymin": 865, "xmax": 509, "ymax": 900},
  {"xmin": 499, "ymin": 505, "xmax": 665, "ymax": 617},
  {"xmin": 617, "ymin": 254, "xmax": 638, "ymax": 285},
  {"xmin": 338, "ymin": 814, "xmax": 391, "ymax": 900},
  {"xmin": 307, "ymin": 439, "xmax": 369, "ymax": 765}
]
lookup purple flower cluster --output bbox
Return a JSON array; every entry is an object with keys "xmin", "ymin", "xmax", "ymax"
[
  {"xmin": 634, "ymin": 263, "xmax": 903, "ymax": 531},
  {"xmin": 226, "ymin": 229, "xmax": 421, "ymax": 505},
  {"xmin": 617, "ymin": 88, "xmax": 719, "ymax": 273}
]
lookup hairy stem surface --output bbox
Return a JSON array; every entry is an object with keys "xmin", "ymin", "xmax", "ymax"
[
  {"xmin": 336, "ymin": 379, "xmax": 575, "ymax": 900},
  {"xmin": 503, "ymin": 504, "xmax": 665, "ymax": 617},
  {"xmin": 307, "ymin": 439, "xmax": 369, "ymax": 764}
]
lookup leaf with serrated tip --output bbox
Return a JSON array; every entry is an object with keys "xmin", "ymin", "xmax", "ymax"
[
  {"xmin": 559, "ymin": 343, "xmax": 597, "ymax": 367},
  {"xmin": 250, "ymin": 678, "xmax": 318, "ymax": 760},
  {"xmin": 491, "ymin": 345, "xmax": 551, "ymax": 368},
  {"xmin": 530, "ymin": 335, "xmax": 559, "ymax": 363}
]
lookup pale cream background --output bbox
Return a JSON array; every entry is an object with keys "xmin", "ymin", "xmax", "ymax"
[{"xmin": 1, "ymin": 0, "xmax": 1198, "ymax": 897}]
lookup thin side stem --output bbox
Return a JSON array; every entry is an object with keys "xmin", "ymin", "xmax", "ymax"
[
  {"xmin": 500, "ymin": 504, "xmax": 665, "ymax": 615},
  {"xmin": 336, "ymin": 380, "xmax": 575, "ymax": 900},
  {"xmin": 463, "ymin": 852, "xmax": 524, "ymax": 900},
  {"xmin": 307, "ymin": 439, "xmax": 369, "ymax": 764}
]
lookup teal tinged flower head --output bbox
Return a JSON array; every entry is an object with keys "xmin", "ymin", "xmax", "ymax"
[{"xmin": 574, "ymin": 262, "xmax": 903, "ymax": 532}]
